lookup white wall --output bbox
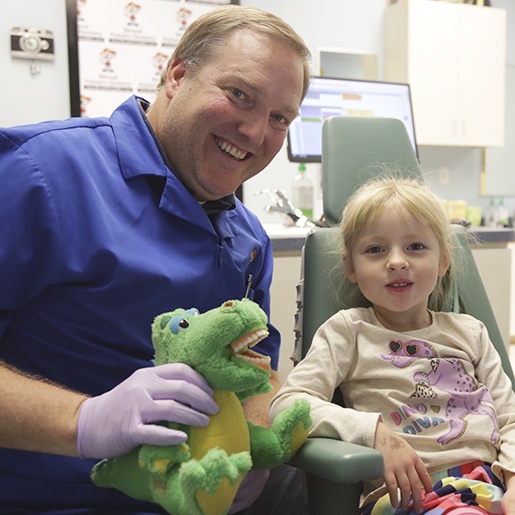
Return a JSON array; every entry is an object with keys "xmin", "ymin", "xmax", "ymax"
[
  {"xmin": 241, "ymin": 0, "xmax": 515, "ymax": 224},
  {"xmin": 0, "ymin": 0, "xmax": 70, "ymax": 127},
  {"xmin": 496, "ymin": 0, "xmax": 515, "ymax": 66}
]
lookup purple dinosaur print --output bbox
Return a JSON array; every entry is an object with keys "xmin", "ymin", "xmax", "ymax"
[{"xmin": 382, "ymin": 339, "xmax": 499, "ymax": 446}]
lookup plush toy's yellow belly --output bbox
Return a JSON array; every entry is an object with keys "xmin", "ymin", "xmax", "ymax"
[
  {"xmin": 189, "ymin": 390, "xmax": 250, "ymax": 458},
  {"xmin": 189, "ymin": 390, "xmax": 250, "ymax": 515}
]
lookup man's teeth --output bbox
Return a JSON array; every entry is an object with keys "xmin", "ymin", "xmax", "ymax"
[{"xmin": 217, "ymin": 139, "xmax": 247, "ymax": 160}]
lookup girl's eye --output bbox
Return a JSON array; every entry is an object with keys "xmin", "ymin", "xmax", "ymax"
[
  {"xmin": 409, "ymin": 243, "xmax": 425, "ymax": 251},
  {"xmin": 366, "ymin": 246, "xmax": 383, "ymax": 254}
]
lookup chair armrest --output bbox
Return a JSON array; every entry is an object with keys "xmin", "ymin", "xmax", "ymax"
[{"xmin": 289, "ymin": 437, "xmax": 384, "ymax": 483}]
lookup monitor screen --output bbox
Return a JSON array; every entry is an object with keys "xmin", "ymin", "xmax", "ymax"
[{"xmin": 287, "ymin": 76, "xmax": 418, "ymax": 163}]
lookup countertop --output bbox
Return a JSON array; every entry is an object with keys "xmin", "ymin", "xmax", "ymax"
[
  {"xmin": 468, "ymin": 226, "xmax": 515, "ymax": 245},
  {"xmin": 265, "ymin": 224, "xmax": 515, "ymax": 254}
]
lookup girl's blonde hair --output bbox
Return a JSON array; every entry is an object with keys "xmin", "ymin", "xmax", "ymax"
[
  {"xmin": 337, "ymin": 175, "xmax": 460, "ymax": 312},
  {"xmin": 157, "ymin": 5, "xmax": 312, "ymax": 101}
]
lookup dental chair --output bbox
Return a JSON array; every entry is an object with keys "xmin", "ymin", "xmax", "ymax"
[{"xmin": 288, "ymin": 116, "xmax": 515, "ymax": 515}]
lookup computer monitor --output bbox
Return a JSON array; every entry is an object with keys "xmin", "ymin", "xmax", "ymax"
[{"xmin": 287, "ymin": 76, "xmax": 418, "ymax": 163}]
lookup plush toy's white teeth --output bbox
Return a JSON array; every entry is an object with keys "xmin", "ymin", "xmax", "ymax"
[
  {"xmin": 240, "ymin": 350, "xmax": 271, "ymax": 370},
  {"xmin": 231, "ymin": 328, "xmax": 269, "ymax": 354},
  {"xmin": 231, "ymin": 329, "xmax": 271, "ymax": 371}
]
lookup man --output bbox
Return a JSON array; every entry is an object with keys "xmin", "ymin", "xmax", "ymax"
[{"xmin": 0, "ymin": 5, "xmax": 311, "ymax": 514}]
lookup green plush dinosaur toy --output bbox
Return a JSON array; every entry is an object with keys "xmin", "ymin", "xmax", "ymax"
[{"xmin": 91, "ymin": 299, "xmax": 311, "ymax": 515}]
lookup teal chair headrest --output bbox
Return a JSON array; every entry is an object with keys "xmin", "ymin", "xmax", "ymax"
[{"xmin": 322, "ymin": 116, "xmax": 421, "ymax": 226}]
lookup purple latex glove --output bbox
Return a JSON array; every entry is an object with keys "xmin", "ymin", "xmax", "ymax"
[
  {"xmin": 228, "ymin": 469, "xmax": 270, "ymax": 514},
  {"xmin": 77, "ymin": 363, "xmax": 219, "ymax": 459}
]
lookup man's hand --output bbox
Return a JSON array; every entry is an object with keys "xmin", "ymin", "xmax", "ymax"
[
  {"xmin": 374, "ymin": 421, "xmax": 432, "ymax": 513},
  {"xmin": 228, "ymin": 469, "xmax": 270, "ymax": 514},
  {"xmin": 77, "ymin": 363, "xmax": 219, "ymax": 459}
]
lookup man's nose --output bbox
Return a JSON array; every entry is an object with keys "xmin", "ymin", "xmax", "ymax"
[{"xmin": 238, "ymin": 112, "xmax": 268, "ymax": 146}]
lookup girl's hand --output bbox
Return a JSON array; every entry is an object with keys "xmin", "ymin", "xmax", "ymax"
[
  {"xmin": 374, "ymin": 421, "xmax": 433, "ymax": 513},
  {"xmin": 502, "ymin": 471, "xmax": 515, "ymax": 515}
]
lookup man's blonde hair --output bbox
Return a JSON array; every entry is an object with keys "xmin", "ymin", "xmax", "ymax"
[
  {"xmin": 157, "ymin": 5, "xmax": 311, "ymax": 100},
  {"xmin": 338, "ymin": 175, "xmax": 457, "ymax": 311}
]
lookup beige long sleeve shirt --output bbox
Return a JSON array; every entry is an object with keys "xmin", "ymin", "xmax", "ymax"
[{"xmin": 271, "ymin": 307, "xmax": 515, "ymax": 489}]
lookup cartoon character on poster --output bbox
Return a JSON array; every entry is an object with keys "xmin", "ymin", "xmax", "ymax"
[
  {"xmin": 153, "ymin": 52, "xmax": 169, "ymax": 76},
  {"xmin": 99, "ymin": 48, "xmax": 117, "ymax": 73},
  {"xmin": 176, "ymin": 8, "xmax": 192, "ymax": 32},
  {"xmin": 125, "ymin": 2, "xmax": 141, "ymax": 27},
  {"xmin": 77, "ymin": 0, "xmax": 87, "ymax": 22},
  {"xmin": 80, "ymin": 95, "xmax": 92, "ymax": 117}
]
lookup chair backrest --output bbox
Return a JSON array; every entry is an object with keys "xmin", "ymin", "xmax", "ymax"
[
  {"xmin": 322, "ymin": 116, "xmax": 421, "ymax": 225},
  {"xmin": 297, "ymin": 115, "xmax": 515, "ymax": 387}
]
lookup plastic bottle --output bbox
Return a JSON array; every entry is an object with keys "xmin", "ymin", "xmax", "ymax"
[
  {"xmin": 485, "ymin": 198, "xmax": 496, "ymax": 227},
  {"xmin": 292, "ymin": 163, "xmax": 314, "ymax": 220},
  {"xmin": 496, "ymin": 197, "xmax": 509, "ymax": 227}
]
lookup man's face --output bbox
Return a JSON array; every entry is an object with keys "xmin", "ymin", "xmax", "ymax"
[{"xmin": 155, "ymin": 29, "xmax": 305, "ymax": 201}]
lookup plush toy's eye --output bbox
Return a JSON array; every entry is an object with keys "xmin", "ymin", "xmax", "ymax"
[{"xmin": 170, "ymin": 315, "xmax": 190, "ymax": 334}]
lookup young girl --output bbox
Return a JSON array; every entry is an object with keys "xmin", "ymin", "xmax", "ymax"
[{"xmin": 271, "ymin": 176, "xmax": 515, "ymax": 514}]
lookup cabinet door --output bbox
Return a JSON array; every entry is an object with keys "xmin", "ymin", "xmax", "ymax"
[
  {"xmin": 385, "ymin": 1, "xmax": 460, "ymax": 145},
  {"xmin": 408, "ymin": 1, "xmax": 461, "ymax": 145},
  {"xmin": 384, "ymin": 0, "xmax": 506, "ymax": 147},
  {"xmin": 457, "ymin": 6, "xmax": 506, "ymax": 147}
]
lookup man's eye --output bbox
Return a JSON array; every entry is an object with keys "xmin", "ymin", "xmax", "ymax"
[
  {"xmin": 231, "ymin": 88, "xmax": 245, "ymax": 99},
  {"xmin": 271, "ymin": 114, "xmax": 287, "ymax": 125}
]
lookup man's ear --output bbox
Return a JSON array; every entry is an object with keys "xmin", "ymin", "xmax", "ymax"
[
  {"xmin": 343, "ymin": 252, "xmax": 357, "ymax": 284},
  {"xmin": 164, "ymin": 57, "xmax": 188, "ymax": 98}
]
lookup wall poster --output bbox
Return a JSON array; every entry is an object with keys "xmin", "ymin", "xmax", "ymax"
[{"xmin": 77, "ymin": 0, "xmax": 236, "ymax": 118}]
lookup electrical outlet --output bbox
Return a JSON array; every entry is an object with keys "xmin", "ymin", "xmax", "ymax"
[{"xmin": 439, "ymin": 167, "xmax": 449, "ymax": 185}]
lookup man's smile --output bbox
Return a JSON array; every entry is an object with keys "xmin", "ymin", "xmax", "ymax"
[{"xmin": 215, "ymin": 137, "xmax": 249, "ymax": 161}]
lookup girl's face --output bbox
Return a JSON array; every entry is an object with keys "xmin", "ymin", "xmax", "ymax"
[{"xmin": 344, "ymin": 206, "xmax": 450, "ymax": 332}]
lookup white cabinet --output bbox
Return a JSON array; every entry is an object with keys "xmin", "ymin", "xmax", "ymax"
[
  {"xmin": 384, "ymin": 0, "xmax": 506, "ymax": 147},
  {"xmin": 471, "ymin": 245, "xmax": 512, "ymax": 350}
]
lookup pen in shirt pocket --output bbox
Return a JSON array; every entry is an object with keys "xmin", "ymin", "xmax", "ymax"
[{"xmin": 244, "ymin": 274, "xmax": 253, "ymax": 299}]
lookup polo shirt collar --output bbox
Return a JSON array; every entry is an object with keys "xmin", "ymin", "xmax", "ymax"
[{"xmin": 110, "ymin": 96, "xmax": 237, "ymax": 219}]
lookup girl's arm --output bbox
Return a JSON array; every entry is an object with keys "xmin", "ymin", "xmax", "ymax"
[
  {"xmin": 474, "ymin": 321, "xmax": 515, "ymax": 479},
  {"xmin": 502, "ymin": 471, "xmax": 515, "ymax": 515},
  {"xmin": 374, "ymin": 421, "xmax": 432, "ymax": 513},
  {"xmin": 472, "ymin": 320, "xmax": 515, "ymax": 512},
  {"xmin": 270, "ymin": 313, "xmax": 380, "ymax": 448}
]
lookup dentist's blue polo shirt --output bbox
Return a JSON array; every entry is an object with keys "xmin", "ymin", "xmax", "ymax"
[{"xmin": 0, "ymin": 96, "xmax": 279, "ymax": 512}]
